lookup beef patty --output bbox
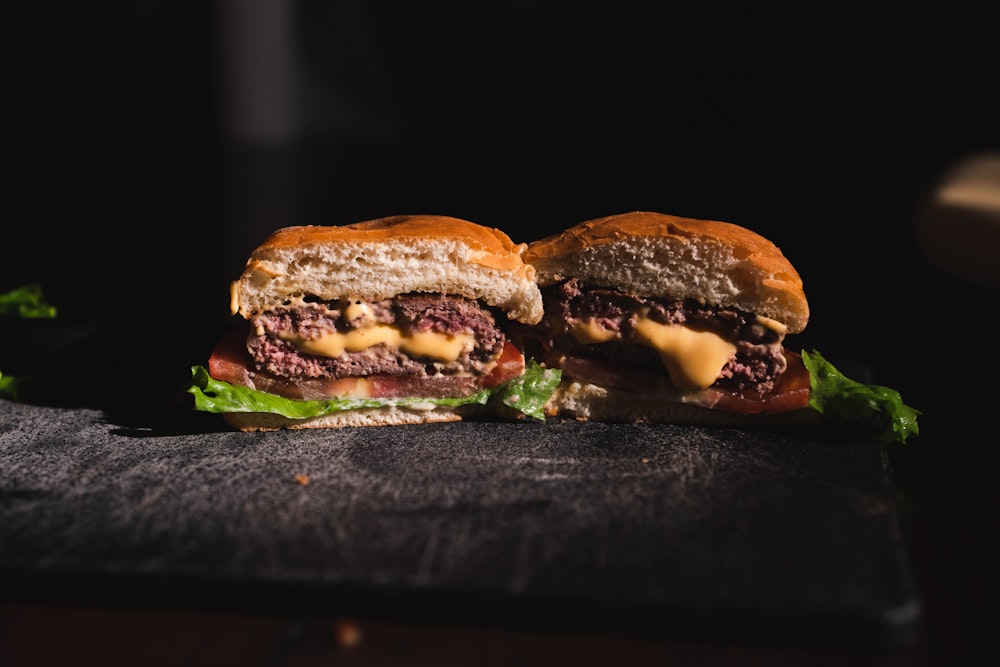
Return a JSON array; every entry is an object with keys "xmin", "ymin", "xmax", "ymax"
[
  {"xmin": 247, "ymin": 294, "xmax": 506, "ymax": 380},
  {"xmin": 516, "ymin": 278, "xmax": 788, "ymax": 396}
]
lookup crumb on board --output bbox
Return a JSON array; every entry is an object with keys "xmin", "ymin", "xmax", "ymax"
[{"xmin": 333, "ymin": 617, "xmax": 362, "ymax": 647}]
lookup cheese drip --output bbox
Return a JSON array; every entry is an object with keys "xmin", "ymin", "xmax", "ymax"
[
  {"xmin": 632, "ymin": 318, "xmax": 736, "ymax": 391},
  {"xmin": 572, "ymin": 312, "xmax": 737, "ymax": 391},
  {"xmin": 281, "ymin": 325, "xmax": 475, "ymax": 362}
]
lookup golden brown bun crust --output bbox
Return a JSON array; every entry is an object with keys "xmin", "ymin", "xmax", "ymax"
[
  {"xmin": 258, "ymin": 215, "xmax": 529, "ymax": 273},
  {"xmin": 525, "ymin": 211, "xmax": 809, "ymax": 333},
  {"xmin": 231, "ymin": 214, "xmax": 544, "ymax": 324}
]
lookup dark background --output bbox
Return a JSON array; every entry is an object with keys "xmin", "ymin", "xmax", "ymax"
[
  {"xmin": 6, "ymin": 2, "xmax": 1000, "ymax": 663},
  {"xmin": 9, "ymin": 3, "xmax": 997, "ymax": 327}
]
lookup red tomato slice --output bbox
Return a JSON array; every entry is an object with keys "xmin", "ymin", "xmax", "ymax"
[
  {"xmin": 481, "ymin": 340, "xmax": 525, "ymax": 388},
  {"xmin": 708, "ymin": 352, "xmax": 810, "ymax": 414},
  {"xmin": 557, "ymin": 355, "xmax": 662, "ymax": 392},
  {"xmin": 207, "ymin": 326, "xmax": 254, "ymax": 387}
]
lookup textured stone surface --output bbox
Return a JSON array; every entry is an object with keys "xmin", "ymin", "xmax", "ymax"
[{"xmin": 0, "ymin": 399, "xmax": 919, "ymax": 648}]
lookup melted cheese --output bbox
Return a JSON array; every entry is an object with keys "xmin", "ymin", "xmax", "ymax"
[
  {"xmin": 632, "ymin": 315, "xmax": 737, "ymax": 391},
  {"xmin": 569, "ymin": 311, "xmax": 738, "ymax": 391},
  {"xmin": 282, "ymin": 325, "xmax": 475, "ymax": 362},
  {"xmin": 571, "ymin": 318, "xmax": 619, "ymax": 344},
  {"xmin": 344, "ymin": 301, "xmax": 375, "ymax": 324},
  {"xmin": 755, "ymin": 314, "xmax": 787, "ymax": 336},
  {"xmin": 229, "ymin": 281, "xmax": 241, "ymax": 316}
]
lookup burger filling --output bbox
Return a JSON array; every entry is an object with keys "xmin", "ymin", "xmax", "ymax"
[
  {"xmin": 516, "ymin": 278, "xmax": 789, "ymax": 399},
  {"xmin": 248, "ymin": 293, "xmax": 506, "ymax": 380}
]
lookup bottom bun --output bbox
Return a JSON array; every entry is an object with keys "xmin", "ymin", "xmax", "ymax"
[
  {"xmin": 545, "ymin": 381, "xmax": 820, "ymax": 428},
  {"xmin": 222, "ymin": 404, "xmax": 482, "ymax": 432}
]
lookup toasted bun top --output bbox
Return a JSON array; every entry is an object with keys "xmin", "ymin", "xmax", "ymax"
[
  {"xmin": 524, "ymin": 211, "xmax": 809, "ymax": 333},
  {"xmin": 231, "ymin": 215, "xmax": 544, "ymax": 324}
]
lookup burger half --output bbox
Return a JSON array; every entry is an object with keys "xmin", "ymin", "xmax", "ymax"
[
  {"xmin": 189, "ymin": 215, "xmax": 561, "ymax": 430},
  {"xmin": 512, "ymin": 211, "xmax": 919, "ymax": 441}
]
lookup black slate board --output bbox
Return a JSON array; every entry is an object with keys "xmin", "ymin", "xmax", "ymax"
[{"xmin": 0, "ymin": 400, "xmax": 920, "ymax": 650}]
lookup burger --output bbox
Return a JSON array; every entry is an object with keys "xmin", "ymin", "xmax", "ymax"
[
  {"xmin": 188, "ymin": 215, "xmax": 561, "ymax": 430},
  {"xmin": 510, "ymin": 211, "xmax": 920, "ymax": 442}
]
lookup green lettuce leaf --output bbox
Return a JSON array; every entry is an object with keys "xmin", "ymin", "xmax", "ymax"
[
  {"xmin": 495, "ymin": 361, "xmax": 563, "ymax": 420},
  {"xmin": 0, "ymin": 370, "xmax": 21, "ymax": 401},
  {"xmin": 1, "ymin": 284, "xmax": 57, "ymax": 401},
  {"xmin": 0, "ymin": 284, "xmax": 57, "ymax": 318},
  {"xmin": 188, "ymin": 360, "xmax": 561, "ymax": 422},
  {"xmin": 802, "ymin": 349, "xmax": 921, "ymax": 444}
]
